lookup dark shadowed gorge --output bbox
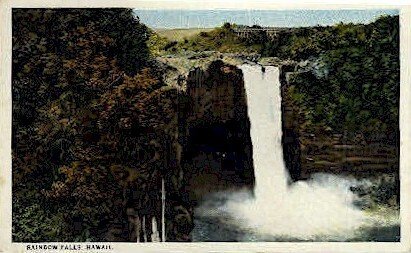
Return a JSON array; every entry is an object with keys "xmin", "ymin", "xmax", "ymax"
[{"xmin": 182, "ymin": 61, "xmax": 254, "ymax": 201}]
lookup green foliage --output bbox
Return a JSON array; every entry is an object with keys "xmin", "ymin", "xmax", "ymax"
[
  {"xmin": 166, "ymin": 23, "xmax": 258, "ymax": 53},
  {"xmin": 282, "ymin": 15, "xmax": 399, "ymax": 142},
  {"xmin": 12, "ymin": 9, "xmax": 178, "ymax": 242},
  {"xmin": 13, "ymin": 201, "xmax": 70, "ymax": 242},
  {"xmin": 263, "ymin": 23, "xmax": 368, "ymax": 60},
  {"xmin": 78, "ymin": 9, "xmax": 150, "ymax": 75},
  {"xmin": 147, "ymin": 29, "xmax": 169, "ymax": 56}
]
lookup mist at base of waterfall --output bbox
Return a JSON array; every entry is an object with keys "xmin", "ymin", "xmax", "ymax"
[{"xmin": 192, "ymin": 173, "xmax": 400, "ymax": 242}]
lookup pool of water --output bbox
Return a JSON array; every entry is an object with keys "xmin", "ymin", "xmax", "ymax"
[{"xmin": 191, "ymin": 188, "xmax": 400, "ymax": 242}]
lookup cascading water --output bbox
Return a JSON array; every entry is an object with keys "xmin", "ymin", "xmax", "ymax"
[
  {"xmin": 192, "ymin": 64, "xmax": 399, "ymax": 242},
  {"xmin": 240, "ymin": 65, "xmax": 289, "ymax": 197},
  {"xmin": 229, "ymin": 64, "xmax": 367, "ymax": 240}
]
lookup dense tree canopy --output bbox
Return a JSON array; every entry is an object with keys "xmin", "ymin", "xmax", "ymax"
[
  {"xmin": 12, "ymin": 9, "xmax": 179, "ymax": 241},
  {"xmin": 278, "ymin": 16, "xmax": 399, "ymax": 142}
]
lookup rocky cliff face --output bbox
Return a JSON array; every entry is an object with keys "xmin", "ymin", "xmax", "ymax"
[
  {"xmin": 279, "ymin": 63, "xmax": 303, "ymax": 182},
  {"xmin": 181, "ymin": 60, "xmax": 255, "ymax": 201},
  {"xmin": 279, "ymin": 62, "xmax": 399, "ymax": 183}
]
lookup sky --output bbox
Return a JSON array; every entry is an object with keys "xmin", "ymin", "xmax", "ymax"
[{"xmin": 133, "ymin": 9, "xmax": 399, "ymax": 29}]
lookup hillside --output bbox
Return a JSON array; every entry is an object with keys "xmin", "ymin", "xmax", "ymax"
[{"xmin": 155, "ymin": 28, "xmax": 214, "ymax": 41}]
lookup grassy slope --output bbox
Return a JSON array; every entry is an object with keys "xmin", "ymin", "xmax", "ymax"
[{"xmin": 155, "ymin": 28, "xmax": 214, "ymax": 41}]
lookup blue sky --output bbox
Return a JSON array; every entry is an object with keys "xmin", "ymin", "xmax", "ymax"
[{"xmin": 134, "ymin": 9, "xmax": 399, "ymax": 29}]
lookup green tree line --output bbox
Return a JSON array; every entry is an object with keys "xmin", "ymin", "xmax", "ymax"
[
  {"xmin": 12, "ymin": 9, "xmax": 181, "ymax": 242},
  {"xmin": 269, "ymin": 16, "xmax": 399, "ymax": 142}
]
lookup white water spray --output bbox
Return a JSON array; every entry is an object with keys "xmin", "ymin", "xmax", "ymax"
[{"xmin": 223, "ymin": 65, "xmax": 368, "ymax": 240}]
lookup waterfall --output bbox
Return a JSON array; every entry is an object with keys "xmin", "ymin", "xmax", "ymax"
[
  {"xmin": 240, "ymin": 65, "xmax": 288, "ymax": 197},
  {"xmin": 223, "ymin": 64, "xmax": 368, "ymax": 240}
]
